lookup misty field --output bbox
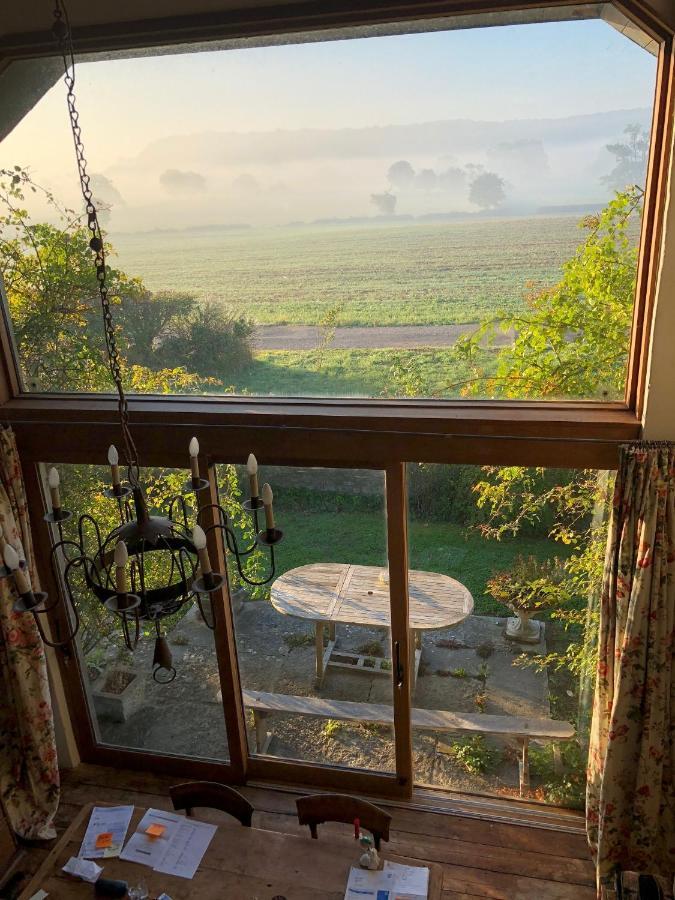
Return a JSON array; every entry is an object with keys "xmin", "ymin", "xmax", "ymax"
[{"xmin": 112, "ymin": 215, "xmax": 584, "ymax": 329}]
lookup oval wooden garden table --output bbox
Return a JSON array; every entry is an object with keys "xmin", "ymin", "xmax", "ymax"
[{"xmin": 270, "ymin": 563, "xmax": 474, "ymax": 690}]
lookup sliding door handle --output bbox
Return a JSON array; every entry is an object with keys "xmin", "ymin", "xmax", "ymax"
[{"xmin": 394, "ymin": 641, "xmax": 404, "ymax": 688}]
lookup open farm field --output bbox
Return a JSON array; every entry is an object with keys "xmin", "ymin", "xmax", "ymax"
[{"xmin": 112, "ymin": 215, "xmax": 584, "ymax": 328}]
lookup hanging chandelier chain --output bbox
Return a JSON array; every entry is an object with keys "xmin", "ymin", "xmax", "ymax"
[{"xmin": 52, "ymin": 0, "xmax": 140, "ymax": 486}]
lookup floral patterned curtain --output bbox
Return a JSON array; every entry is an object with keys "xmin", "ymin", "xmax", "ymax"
[
  {"xmin": 0, "ymin": 428, "xmax": 59, "ymax": 839},
  {"xmin": 587, "ymin": 442, "xmax": 675, "ymax": 890}
]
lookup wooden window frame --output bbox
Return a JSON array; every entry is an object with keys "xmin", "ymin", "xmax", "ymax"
[{"xmin": 1, "ymin": 0, "xmax": 673, "ymax": 798}]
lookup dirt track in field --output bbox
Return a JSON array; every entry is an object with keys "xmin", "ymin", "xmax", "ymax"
[{"xmin": 255, "ymin": 324, "xmax": 513, "ymax": 351}]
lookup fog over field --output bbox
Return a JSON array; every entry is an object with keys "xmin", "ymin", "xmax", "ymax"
[{"xmin": 95, "ymin": 107, "xmax": 651, "ymax": 232}]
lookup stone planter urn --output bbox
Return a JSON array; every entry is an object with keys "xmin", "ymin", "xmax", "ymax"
[
  {"xmin": 92, "ymin": 665, "xmax": 145, "ymax": 723},
  {"xmin": 505, "ymin": 608, "xmax": 543, "ymax": 644}
]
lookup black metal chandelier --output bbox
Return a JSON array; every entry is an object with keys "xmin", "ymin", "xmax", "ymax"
[{"xmin": 0, "ymin": 1, "xmax": 283, "ymax": 683}]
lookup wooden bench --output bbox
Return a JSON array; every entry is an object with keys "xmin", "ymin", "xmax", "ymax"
[{"xmin": 242, "ymin": 689, "xmax": 575, "ymax": 797}]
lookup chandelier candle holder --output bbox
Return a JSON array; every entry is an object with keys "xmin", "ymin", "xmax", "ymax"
[
  {"xmin": 0, "ymin": 0, "xmax": 284, "ymax": 683},
  {"xmin": 18, "ymin": 439, "xmax": 284, "ymax": 682}
]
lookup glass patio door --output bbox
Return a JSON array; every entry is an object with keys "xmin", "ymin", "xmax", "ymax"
[{"xmin": 220, "ymin": 461, "xmax": 414, "ymax": 797}]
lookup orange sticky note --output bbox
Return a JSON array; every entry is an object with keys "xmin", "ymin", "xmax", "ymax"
[
  {"xmin": 145, "ymin": 823, "xmax": 166, "ymax": 838},
  {"xmin": 95, "ymin": 832, "xmax": 113, "ymax": 848}
]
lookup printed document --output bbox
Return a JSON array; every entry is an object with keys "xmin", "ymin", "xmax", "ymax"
[
  {"xmin": 120, "ymin": 807, "xmax": 216, "ymax": 880},
  {"xmin": 79, "ymin": 805, "xmax": 134, "ymax": 859}
]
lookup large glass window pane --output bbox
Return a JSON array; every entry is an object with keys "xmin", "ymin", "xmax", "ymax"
[
  {"xmin": 0, "ymin": 9, "xmax": 657, "ymax": 401},
  {"xmin": 407, "ymin": 463, "xmax": 608, "ymax": 807},
  {"xmin": 219, "ymin": 463, "xmax": 396, "ymax": 773},
  {"xmin": 48, "ymin": 463, "xmax": 229, "ymax": 761}
]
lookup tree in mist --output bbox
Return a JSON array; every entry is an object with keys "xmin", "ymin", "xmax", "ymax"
[
  {"xmin": 437, "ymin": 166, "xmax": 467, "ymax": 193},
  {"xmin": 414, "ymin": 168, "xmax": 438, "ymax": 192},
  {"xmin": 159, "ymin": 168, "xmax": 207, "ymax": 193},
  {"xmin": 90, "ymin": 174, "xmax": 124, "ymax": 225},
  {"xmin": 387, "ymin": 160, "xmax": 415, "ymax": 189},
  {"xmin": 370, "ymin": 191, "xmax": 397, "ymax": 216},
  {"xmin": 602, "ymin": 124, "xmax": 649, "ymax": 191},
  {"xmin": 468, "ymin": 171, "xmax": 506, "ymax": 210}
]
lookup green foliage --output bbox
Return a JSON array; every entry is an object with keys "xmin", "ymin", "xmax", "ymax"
[
  {"xmin": 529, "ymin": 742, "xmax": 587, "ymax": 809},
  {"xmin": 448, "ymin": 736, "xmax": 500, "ymax": 774},
  {"xmin": 322, "ymin": 719, "xmax": 344, "ymax": 738},
  {"xmin": 474, "ymin": 467, "xmax": 608, "ymax": 681},
  {"xmin": 313, "ymin": 301, "xmax": 345, "ymax": 371},
  {"xmin": 486, "ymin": 554, "xmax": 569, "ymax": 614},
  {"xmin": 456, "ymin": 187, "xmax": 642, "ymax": 400},
  {"xmin": 0, "ymin": 168, "xmax": 141, "ymax": 391},
  {"xmin": 153, "ymin": 298, "xmax": 254, "ymax": 379},
  {"xmin": 408, "ymin": 464, "xmax": 498, "ymax": 528}
]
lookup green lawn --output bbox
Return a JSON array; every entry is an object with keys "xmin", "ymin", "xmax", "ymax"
[
  {"xmin": 229, "ymin": 347, "xmax": 494, "ymax": 398},
  {"xmin": 112, "ymin": 217, "xmax": 583, "ymax": 327},
  {"xmin": 271, "ymin": 509, "xmax": 562, "ymax": 615}
]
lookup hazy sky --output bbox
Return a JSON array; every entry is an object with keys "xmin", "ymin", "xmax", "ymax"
[{"xmin": 0, "ymin": 18, "xmax": 658, "ymax": 229}]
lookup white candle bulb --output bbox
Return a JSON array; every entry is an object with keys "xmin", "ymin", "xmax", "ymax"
[
  {"xmin": 48, "ymin": 466, "xmax": 61, "ymax": 511},
  {"xmin": 114, "ymin": 541, "xmax": 128, "ymax": 567},
  {"xmin": 114, "ymin": 541, "xmax": 128, "ymax": 594},
  {"xmin": 189, "ymin": 436, "xmax": 200, "ymax": 481},
  {"xmin": 247, "ymin": 453, "xmax": 259, "ymax": 499},
  {"xmin": 192, "ymin": 524, "xmax": 207, "ymax": 550},
  {"xmin": 262, "ymin": 482, "xmax": 275, "ymax": 530},
  {"xmin": 108, "ymin": 444, "xmax": 121, "ymax": 489},
  {"xmin": 4, "ymin": 543, "xmax": 31, "ymax": 594},
  {"xmin": 4, "ymin": 544, "xmax": 19, "ymax": 570},
  {"xmin": 192, "ymin": 524, "xmax": 212, "ymax": 576}
]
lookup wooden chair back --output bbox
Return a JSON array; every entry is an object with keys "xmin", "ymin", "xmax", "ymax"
[
  {"xmin": 295, "ymin": 793, "xmax": 391, "ymax": 850},
  {"xmin": 169, "ymin": 781, "xmax": 254, "ymax": 827}
]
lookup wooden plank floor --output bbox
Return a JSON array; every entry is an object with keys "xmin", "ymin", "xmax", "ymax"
[{"xmin": 8, "ymin": 764, "xmax": 596, "ymax": 900}]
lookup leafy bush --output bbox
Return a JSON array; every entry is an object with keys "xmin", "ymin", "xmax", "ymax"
[
  {"xmin": 449, "ymin": 736, "xmax": 500, "ymax": 774},
  {"xmin": 529, "ymin": 742, "xmax": 587, "ymax": 808},
  {"xmin": 155, "ymin": 299, "xmax": 254, "ymax": 380},
  {"xmin": 486, "ymin": 554, "xmax": 569, "ymax": 614}
]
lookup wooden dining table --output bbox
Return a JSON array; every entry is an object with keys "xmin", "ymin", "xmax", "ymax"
[
  {"xmin": 271, "ymin": 563, "xmax": 474, "ymax": 689},
  {"xmin": 20, "ymin": 803, "xmax": 443, "ymax": 899}
]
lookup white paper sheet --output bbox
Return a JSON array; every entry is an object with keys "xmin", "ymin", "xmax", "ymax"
[
  {"xmin": 119, "ymin": 808, "xmax": 184, "ymax": 868},
  {"xmin": 119, "ymin": 807, "xmax": 216, "ymax": 880},
  {"xmin": 153, "ymin": 818, "xmax": 217, "ymax": 879},
  {"xmin": 383, "ymin": 860, "xmax": 430, "ymax": 899},
  {"xmin": 78, "ymin": 805, "xmax": 134, "ymax": 859},
  {"xmin": 344, "ymin": 866, "xmax": 397, "ymax": 899}
]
